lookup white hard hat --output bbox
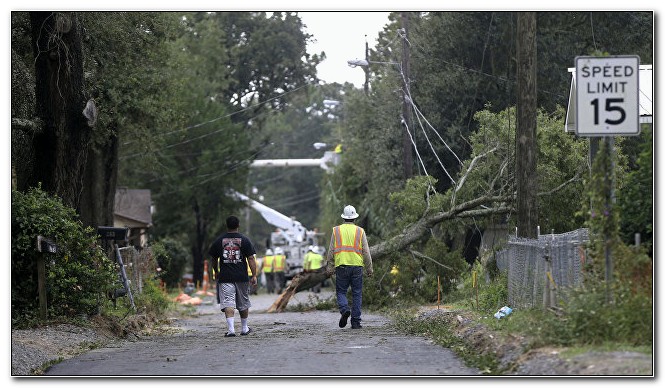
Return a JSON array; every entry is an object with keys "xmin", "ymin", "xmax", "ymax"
[
  {"xmin": 266, "ymin": 249, "xmax": 273, "ymax": 255},
  {"xmin": 274, "ymin": 247, "xmax": 283, "ymax": 254},
  {"xmin": 341, "ymin": 205, "xmax": 359, "ymax": 220},
  {"xmin": 308, "ymin": 245, "xmax": 315, "ymax": 251}
]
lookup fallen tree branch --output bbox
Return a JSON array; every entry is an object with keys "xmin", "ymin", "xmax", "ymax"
[
  {"xmin": 409, "ymin": 249, "xmax": 454, "ymax": 270},
  {"xmin": 267, "ymin": 271, "xmax": 329, "ymax": 312},
  {"xmin": 266, "ymin": 194, "xmax": 512, "ymax": 312},
  {"xmin": 537, "ymin": 169, "xmax": 584, "ymax": 197}
]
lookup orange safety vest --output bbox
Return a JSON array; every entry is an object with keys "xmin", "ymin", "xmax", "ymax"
[
  {"xmin": 273, "ymin": 254, "xmax": 286, "ymax": 272},
  {"xmin": 332, "ymin": 224, "xmax": 364, "ymax": 267}
]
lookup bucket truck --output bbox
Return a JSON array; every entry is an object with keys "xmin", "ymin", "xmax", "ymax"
[{"xmin": 230, "ymin": 191, "xmax": 323, "ymax": 280}]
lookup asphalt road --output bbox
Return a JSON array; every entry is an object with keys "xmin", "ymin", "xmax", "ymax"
[{"xmin": 45, "ymin": 290, "xmax": 480, "ymax": 376}]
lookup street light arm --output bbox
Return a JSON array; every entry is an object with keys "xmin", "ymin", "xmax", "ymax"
[
  {"xmin": 347, "ymin": 58, "xmax": 369, "ymax": 67},
  {"xmin": 347, "ymin": 59, "xmax": 399, "ymax": 68}
]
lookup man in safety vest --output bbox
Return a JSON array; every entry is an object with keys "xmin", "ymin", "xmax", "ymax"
[
  {"xmin": 272, "ymin": 247, "xmax": 287, "ymax": 294},
  {"xmin": 325, "ymin": 205, "xmax": 373, "ymax": 329},
  {"xmin": 261, "ymin": 249, "xmax": 275, "ymax": 294},
  {"xmin": 247, "ymin": 260, "xmax": 259, "ymax": 295},
  {"xmin": 304, "ymin": 245, "xmax": 325, "ymax": 293}
]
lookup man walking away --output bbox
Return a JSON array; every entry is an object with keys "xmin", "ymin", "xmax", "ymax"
[
  {"xmin": 325, "ymin": 205, "xmax": 373, "ymax": 329},
  {"xmin": 208, "ymin": 215, "xmax": 258, "ymax": 337}
]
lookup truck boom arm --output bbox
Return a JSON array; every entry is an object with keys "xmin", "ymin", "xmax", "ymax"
[{"xmin": 230, "ymin": 190, "xmax": 307, "ymax": 239}]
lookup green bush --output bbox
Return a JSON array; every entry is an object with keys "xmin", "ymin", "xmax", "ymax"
[
  {"xmin": 11, "ymin": 186, "xmax": 116, "ymax": 324},
  {"xmin": 134, "ymin": 278, "xmax": 171, "ymax": 316},
  {"xmin": 151, "ymin": 237, "xmax": 189, "ymax": 289},
  {"xmin": 452, "ymin": 260, "xmax": 508, "ymax": 313},
  {"xmin": 617, "ymin": 128, "xmax": 652, "ymax": 252}
]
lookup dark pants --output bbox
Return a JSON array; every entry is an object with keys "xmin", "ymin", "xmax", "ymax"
[
  {"xmin": 307, "ymin": 268, "xmax": 325, "ymax": 292},
  {"xmin": 265, "ymin": 273, "xmax": 275, "ymax": 293},
  {"xmin": 274, "ymin": 272, "xmax": 286, "ymax": 293},
  {"xmin": 335, "ymin": 265, "xmax": 363, "ymax": 325}
]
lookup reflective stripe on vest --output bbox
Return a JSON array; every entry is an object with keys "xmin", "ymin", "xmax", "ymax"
[
  {"xmin": 332, "ymin": 224, "xmax": 364, "ymax": 266},
  {"xmin": 273, "ymin": 255, "xmax": 286, "ymax": 272},
  {"xmin": 263, "ymin": 255, "xmax": 274, "ymax": 273}
]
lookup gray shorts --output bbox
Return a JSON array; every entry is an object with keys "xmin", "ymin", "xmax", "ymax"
[{"xmin": 217, "ymin": 282, "xmax": 252, "ymax": 312}]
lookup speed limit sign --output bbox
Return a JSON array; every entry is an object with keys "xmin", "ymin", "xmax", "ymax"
[{"xmin": 575, "ymin": 55, "xmax": 640, "ymax": 136}]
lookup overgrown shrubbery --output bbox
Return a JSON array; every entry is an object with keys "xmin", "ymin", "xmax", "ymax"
[
  {"xmin": 151, "ymin": 237, "xmax": 189, "ymax": 289},
  {"xmin": 450, "ymin": 260, "xmax": 508, "ymax": 313},
  {"xmin": 519, "ymin": 140, "xmax": 652, "ymax": 347},
  {"xmin": 133, "ymin": 278, "xmax": 171, "ymax": 316},
  {"xmin": 11, "ymin": 186, "xmax": 116, "ymax": 325}
]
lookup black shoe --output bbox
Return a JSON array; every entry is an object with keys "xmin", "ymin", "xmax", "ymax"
[
  {"xmin": 351, "ymin": 323, "xmax": 363, "ymax": 329},
  {"xmin": 224, "ymin": 332, "xmax": 236, "ymax": 337},
  {"xmin": 339, "ymin": 310, "xmax": 351, "ymax": 328},
  {"xmin": 240, "ymin": 327, "xmax": 252, "ymax": 336}
]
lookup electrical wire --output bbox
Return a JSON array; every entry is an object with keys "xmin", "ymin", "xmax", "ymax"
[
  {"xmin": 121, "ymin": 80, "xmax": 316, "ymax": 147},
  {"xmin": 401, "ymin": 114, "xmax": 429, "ymax": 177}
]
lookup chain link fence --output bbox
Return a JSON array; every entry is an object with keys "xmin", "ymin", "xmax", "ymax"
[{"xmin": 495, "ymin": 228, "xmax": 589, "ymax": 309}]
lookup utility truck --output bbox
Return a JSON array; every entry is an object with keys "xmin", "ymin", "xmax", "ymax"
[{"xmin": 230, "ymin": 190, "xmax": 324, "ymax": 280}]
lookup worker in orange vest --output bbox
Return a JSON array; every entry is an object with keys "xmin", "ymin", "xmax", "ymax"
[
  {"xmin": 325, "ymin": 205, "xmax": 373, "ymax": 329},
  {"xmin": 261, "ymin": 249, "xmax": 275, "ymax": 294},
  {"xmin": 272, "ymin": 247, "xmax": 288, "ymax": 294}
]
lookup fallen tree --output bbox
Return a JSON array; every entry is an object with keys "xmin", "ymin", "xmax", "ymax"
[{"xmin": 267, "ymin": 193, "xmax": 512, "ymax": 312}]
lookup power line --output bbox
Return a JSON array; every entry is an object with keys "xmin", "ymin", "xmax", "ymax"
[{"xmin": 122, "ymin": 80, "xmax": 316, "ymax": 147}]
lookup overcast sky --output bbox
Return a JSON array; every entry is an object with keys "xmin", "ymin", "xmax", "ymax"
[{"xmin": 298, "ymin": 12, "xmax": 391, "ymax": 87}]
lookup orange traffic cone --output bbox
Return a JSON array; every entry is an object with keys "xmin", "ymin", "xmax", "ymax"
[{"xmin": 203, "ymin": 260, "xmax": 209, "ymax": 293}]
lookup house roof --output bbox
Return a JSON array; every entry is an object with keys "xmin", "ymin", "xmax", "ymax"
[{"xmin": 114, "ymin": 188, "xmax": 153, "ymax": 227}]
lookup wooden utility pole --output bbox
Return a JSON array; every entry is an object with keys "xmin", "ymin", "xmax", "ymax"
[
  {"xmin": 401, "ymin": 12, "xmax": 413, "ymax": 179},
  {"xmin": 363, "ymin": 37, "xmax": 370, "ymax": 95},
  {"xmin": 515, "ymin": 12, "xmax": 539, "ymax": 238}
]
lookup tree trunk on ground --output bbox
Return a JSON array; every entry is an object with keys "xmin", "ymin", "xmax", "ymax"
[
  {"xmin": 267, "ymin": 194, "xmax": 511, "ymax": 312},
  {"xmin": 29, "ymin": 11, "xmax": 91, "ymax": 209}
]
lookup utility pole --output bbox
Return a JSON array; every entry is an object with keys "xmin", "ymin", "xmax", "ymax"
[
  {"xmin": 363, "ymin": 36, "xmax": 369, "ymax": 95},
  {"xmin": 515, "ymin": 11, "xmax": 539, "ymax": 238},
  {"xmin": 401, "ymin": 11, "xmax": 413, "ymax": 179}
]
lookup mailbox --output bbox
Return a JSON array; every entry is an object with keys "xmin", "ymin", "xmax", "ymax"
[
  {"xmin": 97, "ymin": 226, "xmax": 129, "ymax": 242},
  {"xmin": 36, "ymin": 235, "xmax": 57, "ymax": 253}
]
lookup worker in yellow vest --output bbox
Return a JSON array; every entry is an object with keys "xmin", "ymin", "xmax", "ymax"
[
  {"xmin": 247, "ymin": 260, "xmax": 259, "ymax": 295},
  {"xmin": 304, "ymin": 245, "xmax": 325, "ymax": 293},
  {"xmin": 261, "ymin": 249, "xmax": 275, "ymax": 294},
  {"xmin": 272, "ymin": 247, "xmax": 288, "ymax": 294},
  {"xmin": 325, "ymin": 205, "xmax": 373, "ymax": 329}
]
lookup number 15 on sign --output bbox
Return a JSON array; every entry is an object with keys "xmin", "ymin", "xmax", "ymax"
[{"xmin": 575, "ymin": 55, "xmax": 640, "ymax": 136}]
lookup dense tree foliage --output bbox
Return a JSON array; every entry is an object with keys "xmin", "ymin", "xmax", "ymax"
[
  {"xmin": 10, "ymin": 10, "xmax": 652, "ymax": 315},
  {"xmin": 327, "ymin": 11, "xmax": 652, "ymax": 258}
]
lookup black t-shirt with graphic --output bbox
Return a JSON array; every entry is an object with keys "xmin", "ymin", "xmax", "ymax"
[{"xmin": 208, "ymin": 232, "xmax": 256, "ymax": 283}]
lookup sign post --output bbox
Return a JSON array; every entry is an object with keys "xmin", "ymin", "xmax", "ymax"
[{"xmin": 575, "ymin": 55, "xmax": 640, "ymax": 304}]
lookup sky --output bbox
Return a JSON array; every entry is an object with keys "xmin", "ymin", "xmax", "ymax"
[{"xmin": 298, "ymin": 12, "xmax": 391, "ymax": 87}]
